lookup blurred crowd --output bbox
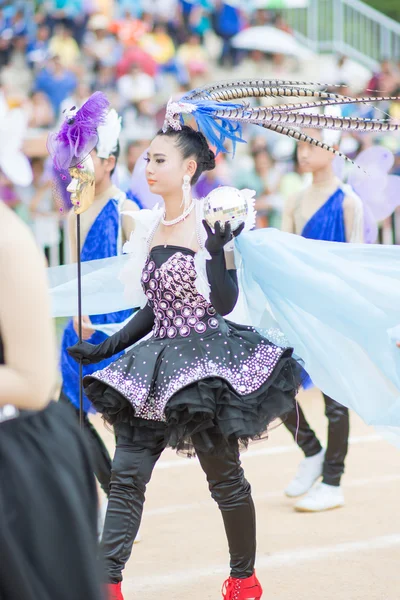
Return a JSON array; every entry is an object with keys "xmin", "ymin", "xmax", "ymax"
[{"xmin": 1, "ymin": 0, "xmax": 400, "ymax": 262}]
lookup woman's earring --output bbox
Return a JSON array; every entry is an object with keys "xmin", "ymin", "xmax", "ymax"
[{"xmin": 181, "ymin": 174, "xmax": 191, "ymax": 209}]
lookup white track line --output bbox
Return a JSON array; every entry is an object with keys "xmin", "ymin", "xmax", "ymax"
[
  {"xmin": 155, "ymin": 434, "xmax": 382, "ymax": 470},
  {"xmin": 145, "ymin": 473, "xmax": 400, "ymax": 517},
  {"xmin": 123, "ymin": 534, "xmax": 400, "ymax": 591}
]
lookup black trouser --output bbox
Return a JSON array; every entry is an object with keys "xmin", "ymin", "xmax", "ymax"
[
  {"xmin": 284, "ymin": 394, "xmax": 350, "ymax": 486},
  {"xmin": 102, "ymin": 431, "xmax": 256, "ymax": 583},
  {"xmin": 59, "ymin": 389, "xmax": 112, "ymax": 497}
]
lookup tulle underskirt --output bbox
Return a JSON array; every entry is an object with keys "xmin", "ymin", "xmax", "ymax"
[{"xmin": 86, "ymin": 354, "xmax": 301, "ymax": 456}]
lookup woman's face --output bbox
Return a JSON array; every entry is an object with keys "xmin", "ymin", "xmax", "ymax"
[{"xmin": 145, "ymin": 135, "xmax": 196, "ymax": 197}]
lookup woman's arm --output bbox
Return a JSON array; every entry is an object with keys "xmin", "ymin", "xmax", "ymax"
[
  {"xmin": 121, "ymin": 198, "xmax": 139, "ymax": 244},
  {"xmin": 0, "ymin": 205, "xmax": 57, "ymax": 409},
  {"xmin": 343, "ymin": 194, "xmax": 364, "ymax": 243},
  {"xmin": 281, "ymin": 195, "xmax": 296, "ymax": 233},
  {"xmin": 67, "ymin": 303, "xmax": 155, "ymax": 364},
  {"xmin": 203, "ymin": 221, "xmax": 243, "ymax": 316}
]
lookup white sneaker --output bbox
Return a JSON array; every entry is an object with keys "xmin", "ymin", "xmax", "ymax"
[
  {"xmin": 284, "ymin": 448, "xmax": 325, "ymax": 497},
  {"xmin": 294, "ymin": 482, "xmax": 345, "ymax": 512}
]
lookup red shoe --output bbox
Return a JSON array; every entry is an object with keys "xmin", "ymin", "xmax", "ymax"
[
  {"xmin": 222, "ymin": 572, "xmax": 263, "ymax": 600},
  {"xmin": 106, "ymin": 583, "xmax": 124, "ymax": 600}
]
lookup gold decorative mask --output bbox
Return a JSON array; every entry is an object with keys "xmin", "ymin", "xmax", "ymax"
[{"xmin": 67, "ymin": 153, "xmax": 95, "ymax": 214}]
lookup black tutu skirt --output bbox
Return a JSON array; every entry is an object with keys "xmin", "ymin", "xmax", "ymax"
[
  {"xmin": 84, "ymin": 318, "xmax": 301, "ymax": 456},
  {"xmin": 0, "ymin": 401, "xmax": 104, "ymax": 600}
]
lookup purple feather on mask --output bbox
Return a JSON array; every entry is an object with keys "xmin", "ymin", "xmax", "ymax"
[{"xmin": 47, "ymin": 91, "xmax": 110, "ymax": 172}]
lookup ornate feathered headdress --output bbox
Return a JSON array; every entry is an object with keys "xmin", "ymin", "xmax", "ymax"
[{"xmin": 162, "ymin": 79, "xmax": 400, "ymax": 163}]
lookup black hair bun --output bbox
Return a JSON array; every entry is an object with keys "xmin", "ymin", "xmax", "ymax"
[{"xmin": 202, "ymin": 148, "xmax": 216, "ymax": 171}]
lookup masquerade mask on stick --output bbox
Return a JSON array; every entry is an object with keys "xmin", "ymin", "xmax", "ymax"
[{"xmin": 67, "ymin": 154, "xmax": 96, "ymax": 215}]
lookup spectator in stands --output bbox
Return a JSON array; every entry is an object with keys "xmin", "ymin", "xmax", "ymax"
[
  {"xmin": 34, "ymin": 54, "xmax": 77, "ymax": 117},
  {"xmin": 49, "ymin": 24, "xmax": 81, "ymax": 69},
  {"xmin": 234, "ymin": 146, "xmax": 284, "ymax": 228},
  {"xmin": 140, "ymin": 22, "xmax": 188, "ymax": 86},
  {"xmin": 83, "ymin": 14, "xmax": 122, "ymax": 71},
  {"xmin": 60, "ymin": 80, "xmax": 91, "ymax": 117},
  {"xmin": 26, "ymin": 23, "xmax": 51, "ymax": 68},
  {"xmin": 367, "ymin": 59, "xmax": 400, "ymax": 96},
  {"xmin": 117, "ymin": 62, "xmax": 156, "ymax": 109},
  {"xmin": 177, "ymin": 32, "xmax": 209, "ymax": 83},
  {"xmin": 45, "ymin": 0, "xmax": 84, "ymax": 33},
  {"xmin": 109, "ymin": 9, "xmax": 150, "ymax": 47},
  {"xmin": 213, "ymin": 0, "xmax": 243, "ymax": 67},
  {"xmin": 27, "ymin": 91, "xmax": 55, "ymax": 129},
  {"xmin": 118, "ymin": 139, "xmax": 150, "ymax": 193}
]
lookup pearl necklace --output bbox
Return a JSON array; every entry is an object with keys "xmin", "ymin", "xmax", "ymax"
[{"xmin": 161, "ymin": 201, "xmax": 195, "ymax": 226}]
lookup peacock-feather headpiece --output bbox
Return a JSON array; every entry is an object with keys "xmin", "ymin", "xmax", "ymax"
[{"xmin": 162, "ymin": 79, "xmax": 400, "ymax": 164}]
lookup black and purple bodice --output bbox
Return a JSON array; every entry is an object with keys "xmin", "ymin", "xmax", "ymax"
[
  {"xmin": 143, "ymin": 247, "xmax": 219, "ymax": 340},
  {"xmin": 84, "ymin": 245, "xmax": 299, "ymax": 453}
]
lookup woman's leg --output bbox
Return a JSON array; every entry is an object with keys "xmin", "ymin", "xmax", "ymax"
[
  {"xmin": 196, "ymin": 441, "xmax": 256, "ymax": 578},
  {"xmin": 284, "ymin": 402, "xmax": 323, "ymax": 458},
  {"xmin": 322, "ymin": 394, "xmax": 350, "ymax": 486},
  {"xmin": 101, "ymin": 432, "xmax": 166, "ymax": 583}
]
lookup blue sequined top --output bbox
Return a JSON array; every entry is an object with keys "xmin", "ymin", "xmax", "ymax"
[{"xmin": 301, "ymin": 188, "xmax": 346, "ymax": 243}]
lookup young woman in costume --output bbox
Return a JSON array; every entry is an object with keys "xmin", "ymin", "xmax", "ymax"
[
  {"xmin": 52, "ymin": 81, "xmax": 400, "ymax": 600},
  {"xmin": 68, "ymin": 123, "xmax": 299, "ymax": 600}
]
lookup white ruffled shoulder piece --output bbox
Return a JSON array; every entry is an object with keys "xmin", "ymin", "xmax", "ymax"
[
  {"xmin": 119, "ymin": 205, "xmax": 163, "ymax": 308},
  {"xmin": 194, "ymin": 197, "xmax": 211, "ymax": 301}
]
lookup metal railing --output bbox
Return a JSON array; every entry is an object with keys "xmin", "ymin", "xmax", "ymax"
[{"xmin": 283, "ymin": 0, "xmax": 400, "ymax": 69}]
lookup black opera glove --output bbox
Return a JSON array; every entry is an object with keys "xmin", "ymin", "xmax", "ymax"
[
  {"xmin": 202, "ymin": 220, "xmax": 245, "ymax": 255},
  {"xmin": 202, "ymin": 220, "xmax": 245, "ymax": 316},
  {"xmin": 67, "ymin": 303, "xmax": 155, "ymax": 365}
]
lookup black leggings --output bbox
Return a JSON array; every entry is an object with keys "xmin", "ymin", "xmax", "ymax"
[
  {"xmin": 59, "ymin": 389, "xmax": 112, "ymax": 497},
  {"xmin": 284, "ymin": 394, "xmax": 350, "ymax": 486},
  {"xmin": 102, "ymin": 430, "xmax": 256, "ymax": 583}
]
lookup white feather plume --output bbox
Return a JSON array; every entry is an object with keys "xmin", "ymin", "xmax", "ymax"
[{"xmin": 97, "ymin": 108, "xmax": 122, "ymax": 159}]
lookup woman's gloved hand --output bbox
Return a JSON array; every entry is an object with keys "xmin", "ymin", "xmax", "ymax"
[
  {"xmin": 202, "ymin": 220, "xmax": 245, "ymax": 255},
  {"xmin": 67, "ymin": 341, "xmax": 104, "ymax": 365},
  {"xmin": 67, "ymin": 304, "xmax": 155, "ymax": 366}
]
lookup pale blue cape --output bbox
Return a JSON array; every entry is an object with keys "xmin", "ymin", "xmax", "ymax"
[{"xmin": 47, "ymin": 225, "xmax": 400, "ymax": 439}]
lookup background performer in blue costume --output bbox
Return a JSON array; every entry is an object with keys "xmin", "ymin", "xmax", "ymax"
[
  {"xmin": 58, "ymin": 105, "xmax": 139, "ymax": 502},
  {"xmin": 281, "ymin": 108, "xmax": 364, "ymax": 512}
]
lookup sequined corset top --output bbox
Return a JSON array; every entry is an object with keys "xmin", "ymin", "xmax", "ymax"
[{"xmin": 142, "ymin": 246, "xmax": 219, "ymax": 340}]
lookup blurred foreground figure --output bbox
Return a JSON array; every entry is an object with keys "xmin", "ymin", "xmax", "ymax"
[{"xmin": 0, "ymin": 99, "xmax": 103, "ymax": 600}]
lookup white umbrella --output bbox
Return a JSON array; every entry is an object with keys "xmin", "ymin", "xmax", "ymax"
[
  {"xmin": 252, "ymin": 0, "xmax": 308, "ymax": 7},
  {"xmin": 231, "ymin": 26, "xmax": 314, "ymax": 59}
]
